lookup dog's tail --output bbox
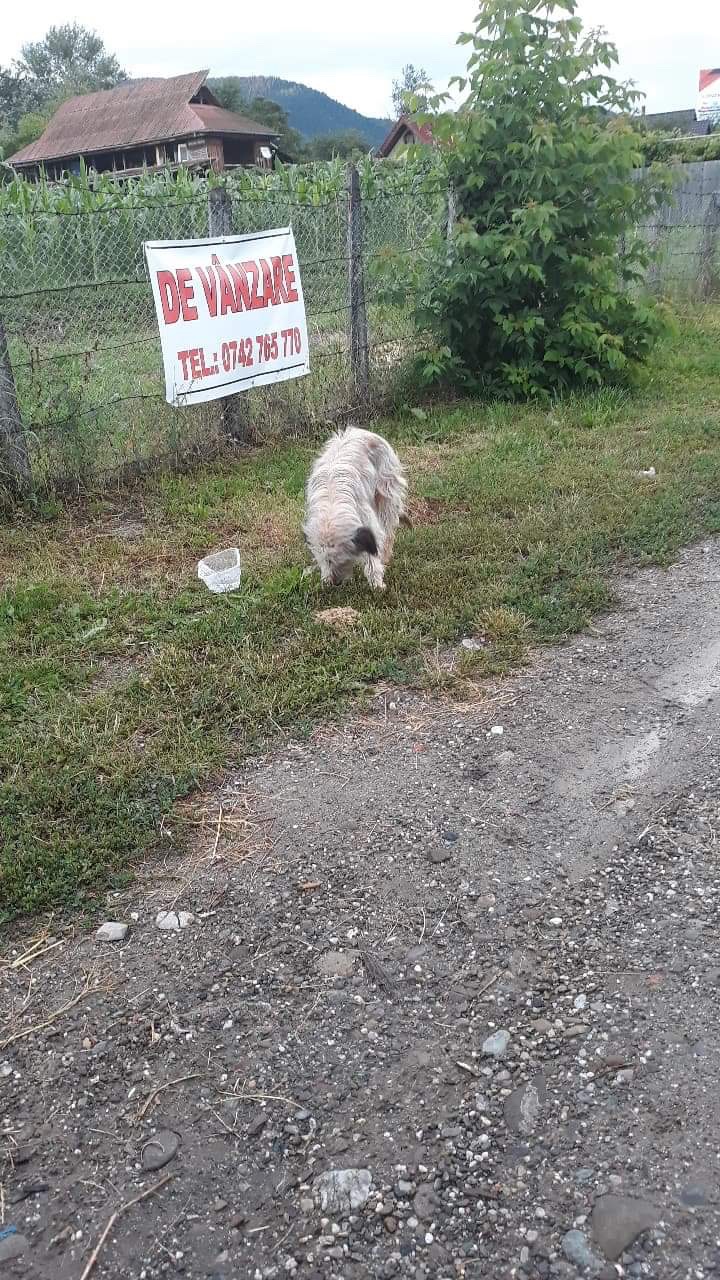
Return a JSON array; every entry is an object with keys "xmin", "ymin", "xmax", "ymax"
[{"xmin": 399, "ymin": 513, "xmax": 413, "ymax": 530}]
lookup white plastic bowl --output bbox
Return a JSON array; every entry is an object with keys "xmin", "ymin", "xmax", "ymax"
[{"xmin": 197, "ymin": 547, "xmax": 242, "ymax": 593}]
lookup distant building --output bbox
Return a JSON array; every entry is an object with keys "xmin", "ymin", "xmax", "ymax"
[
  {"xmin": 640, "ymin": 107, "xmax": 711, "ymax": 137},
  {"xmin": 376, "ymin": 116, "xmax": 433, "ymax": 159},
  {"xmin": 9, "ymin": 70, "xmax": 279, "ymax": 180}
]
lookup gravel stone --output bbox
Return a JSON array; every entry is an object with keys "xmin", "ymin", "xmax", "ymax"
[
  {"xmin": 312, "ymin": 1169, "xmax": 372, "ymax": 1215},
  {"xmin": 562, "ymin": 1229, "xmax": 603, "ymax": 1273},
  {"xmin": 591, "ymin": 1196, "xmax": 660, "ymax": 1261},
  {"xmin": 504, "ymin": 1074, "xmax": 546, "ymax": 1135},
  {"xmin": 482, "ymin": 1030, "xmax": 510, "ymax": 1058},
  {"xmin": 155, "ymin": 910, "xmax": 194, "ymax": 931},
  {"xmin": 141, "ymin": 1129, "xmax": 180, "ymax": 1171},
  {"xmin": 96, "ymin": 922, "xmax": 129, "ymax": 942}
]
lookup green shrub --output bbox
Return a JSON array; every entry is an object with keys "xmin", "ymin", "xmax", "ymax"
[{"xmin": 380, "ymin": 0, "xmax": 673, "ymax": 400}]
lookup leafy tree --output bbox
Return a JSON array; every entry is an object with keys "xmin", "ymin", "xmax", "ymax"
[
  {"xmin": 209, "ymin": 76, "xmax": 247, "ymax": 116},
  {"xmin": 246, "ymin": 97, "xmax": 306, "ymax": 160},
  {"xmin": 307, "ymin": 130, "xmax": 368, "ymax": 160},
  {"xmin": 388, "ymin": 0, "xmax": 671, "ymax": 399},
  {"xmin": 211, "ymin": 80, "xmax": 306, "ymax": 160},
  {"xmin": 391, "ymin": 64, "xmax": 432, "ymax": 118},
  {"xmin": 0, "ymin": 67, "xmax": 36, "ymax": 129},
  {"xmin": 17, "ymin": 24, "xmax": 125, "ymax": 109}
]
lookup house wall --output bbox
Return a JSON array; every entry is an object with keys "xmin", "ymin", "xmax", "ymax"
[
  {"xmin": 222, "ymin": 136, "xmax": 262, "ymax": 166},
  {"xmin": 15, "ymin": 134, "xmax": 271, "ymax": 181}
]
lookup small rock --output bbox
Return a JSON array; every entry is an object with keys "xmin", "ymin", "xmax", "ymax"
[
  {"xmin": 549, "ymin": 917, "xmax": 563, "ymax": 927},
  {"xmin": 384, "ymin": 1216, "xmax": 397, "ymax": 1233},
  {"xmin": 141, "ymin": 1129, "xmax": 180, "ymax": 1171},
  {"xmin": 461, "ymin": 637, "xmax": 484, "ymax": 651},
  {"xmin": 614, "ymin": 1069, "xmax": 634, "ymax": 1085},
  {"xmin": 680, "ymin": 1183, "xmax": 711, "ymax": 1207},
  {"xmin": 591, "ymin": 1195, "xmax": 660, "ymax": 1261},
  {"xmin": 442, "ymin": 830, "xmax": 459, "ymax": 843},
  {"xmin": 429, "ymin": 848, "xmax": 452, "ymax": 864},
  {"xmin": 96, "ymin": 922, "xmax": 129, "ymax": 942},
  {"xmin": 8, "ymin": 1180, "xmax": 49, "ymax": 1205},
  {"xmin": 299, "ymin": 1197, "xmax": 315, "ymax": 1214},
  {"xmin": 574, "ymin": 994, "xmax": 587, "ymax": 1011},
  {"xmin": 636, "ymin": 466, "xmax": 656, "ymax": 478},
  {"xmin": 9, "ymin": 1146, "xmax": 36, "ymax": 1166},
  {"xmin": 504, "ymin": 1074, "xmax": 546, "ymax": 1135},
  {"xmin": 317, "ymin": 950, "xmax": 356, "ymax": 978},
  {"xmin": 0, "ymin": 1230, "xmax": 29, "ymax": 1264},
  {"xmin": 413, "ymin": 1183, "xmax": 440, "ymax": 1221},
  {"xmin": 562, "ymin": 1229, "xmax": 603, "ymax": 1272},
  {"xmin": 530, "ymin": 1018, "xmax": 552, "ymax": 1035},
  {"xmin": 564, "ymin": 1024, "xmax": 590, "ymax": 1038},
  {"xmin": 488, "ymin": 725, "xmax": 504, "ymax": 737},
  {"xmin": 312, "ymin": 1169, "xmax": 372, "ymax": 1215},
  {"xmin": 0, "ymin": 1062, "xmax": 12, "ymax": 1078},
  {"xmin": 482, "ymin": 1029, "xmax": 510, "ymax": 1059},
  {"xmin": 155, "ymin": 911, "xmax": 194, "ymax": 932}
]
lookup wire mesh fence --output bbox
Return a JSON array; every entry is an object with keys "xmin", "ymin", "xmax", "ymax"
[
  {"xmin": 0, "ymin": 170, "xmax": 447, "ymax": 491},
  {"xmin": 632, "ymin": 160, "xmax": 720, "ymax": 298},
  {"xmin": 1, "ymin": 158, "xmax": 719, "ymax": 494}
]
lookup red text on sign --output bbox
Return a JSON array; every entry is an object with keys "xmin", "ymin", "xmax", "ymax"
[
  {"xmin": 157, "ymin": 254, "xmax": 300, "ymax": 324},
  {"xmin": 177, "ymin": 328, "xmax": 303, "ymax": 383}
]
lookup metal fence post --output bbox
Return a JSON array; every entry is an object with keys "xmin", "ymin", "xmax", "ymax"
[
  {"xmin": 699, "ymin": 193, "xmax": 720, "ymax": 301},
  {"xmin": 346, "ymin": 163, "xmax": 370, "ymax": 400},
  {"xmin": 447, "ymin": 184, "xmax": 457, "ymax": 241},
  {"xmin": 0, "ymin": 319, "xmax": 32, "ymax": 494},
  {"xmin": 208, "ymin": 186, "xmax": 252, "ymax": 444}
]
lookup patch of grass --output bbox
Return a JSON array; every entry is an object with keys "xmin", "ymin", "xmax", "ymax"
[{"xmin": 3, "ymin": 306, "xmax": 720, "ymax": 920}]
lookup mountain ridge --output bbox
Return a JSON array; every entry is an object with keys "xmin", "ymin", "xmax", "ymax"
[{"xmin": 209, "ymin": 74, "xmax": 392, "ymax": 145}]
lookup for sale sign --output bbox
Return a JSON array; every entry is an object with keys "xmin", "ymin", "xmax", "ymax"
[
  {"xmin": 144, "ymin": 227, "xmax": 309, "ymax": 406},
  {"xmin": 697, "ymin": 68, "xmax": 720, "ymax": 124}
]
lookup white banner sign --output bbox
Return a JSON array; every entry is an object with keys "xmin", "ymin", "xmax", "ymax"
[
  {"xmin": 144, "ymin": 227, "xmax": 309, "ymax": 406},
  {"xmin": 697, "ymin": 68, "xmax": 720, "ymax": 124}
]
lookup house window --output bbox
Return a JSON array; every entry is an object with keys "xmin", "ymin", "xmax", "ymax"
[{"xmin": 178, "ymin": 139, "xmax": 209, "ymax": 162}]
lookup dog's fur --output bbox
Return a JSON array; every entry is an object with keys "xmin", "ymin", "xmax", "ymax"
[{"xmin": 303, "ymin": 426, "xmax": 408, "ymax": 590}]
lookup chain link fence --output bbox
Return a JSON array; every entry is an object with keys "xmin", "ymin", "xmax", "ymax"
[
  {"xmin": 2, "ymin": 159, "xmax": 719, "ymax": 495},
  {"xmin": 632, "ymin": 160, "xmax": 720, "ymax": 298},
  {"xmin": 0, "ymin": 169, "xmax": 446, "ymax": 492}
]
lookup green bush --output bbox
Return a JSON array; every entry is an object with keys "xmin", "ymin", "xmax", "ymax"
[
  {"xmin": 380, "ymin": 0, "xmax": 673, "ymax": 400},
  {"xmin": 636, "ymin": 130, "xmax": 720, "ymax": 166}
]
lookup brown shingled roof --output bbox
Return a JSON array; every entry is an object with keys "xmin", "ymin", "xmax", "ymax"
[
  {"xmin": 376, "ymin": 116, "xmax": 434, "ymax": 159},
  {"xmin": 10, "ymin": 70, "xmax": 279, "ymax": 166}
]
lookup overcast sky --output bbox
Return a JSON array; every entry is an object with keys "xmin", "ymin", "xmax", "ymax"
[{"xmin": 2, "ymin": 1, "xmax": 712, "ymax": 120}]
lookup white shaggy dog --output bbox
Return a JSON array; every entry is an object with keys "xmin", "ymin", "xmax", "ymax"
[{"xmin": 303, "ymin": 426, "xmax": 408, "ymax": 591}]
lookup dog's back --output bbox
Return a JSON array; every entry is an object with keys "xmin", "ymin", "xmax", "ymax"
[{"xmin": 309, "ymin": 426, "xmax": 394, "ymax": 478}]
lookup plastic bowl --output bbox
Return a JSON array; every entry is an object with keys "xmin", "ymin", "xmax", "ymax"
[{"xmin": 197, "ymin": 547, "xmax": 242, "ymax": 593}]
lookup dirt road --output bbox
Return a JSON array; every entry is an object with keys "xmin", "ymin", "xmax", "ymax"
[{"xmin": 3, "ymin": 542, "xmax": 720, "ymax": 1279}]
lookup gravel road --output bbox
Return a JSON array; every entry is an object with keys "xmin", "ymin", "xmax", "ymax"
[{"xmin": 2, "ymin": 541, "xmax": 720, "ymax": 1280}]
